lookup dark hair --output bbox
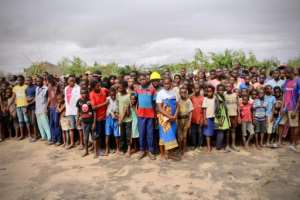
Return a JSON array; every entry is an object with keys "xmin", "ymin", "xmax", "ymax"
[
  {"xmin": 119, "ymin": 80, "xmax": 128, "ymax": 88},
  {"xmin": 216, "ymin": 84, "xmax": 225, "ymax": 91},
  {"xmin": 90, "ymin": 80, "xmax": 100, "ymax": 89},
  {"xmin": 273, "ymin": 86, "xmax": 282, "ymax": 93},
  {"xmin": 17, "ymin": 75, "xmax": 25, "ymax": 81},
  {"xmin": 174, "ymin": 74, "xmax": 181, "ymax": 80},
  {"xmin": 206, "ymin": 84, "xmax": 215, "ymax": 92},
  {"xmin": 109, "ymin": 87, "xmax": 116, "ymax": 93}
]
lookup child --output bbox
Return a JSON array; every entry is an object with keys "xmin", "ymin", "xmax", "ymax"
[
  {"xmin": 12, "ymin": 75, "xmax": 31, "ymax": 140},
  {"xmin": 214, "ymin": 84, "xmax": 231, "ymax": 151},
  {"xmin": 6, "ymin": 88, "xmax": 19, "ymax": 139},
  {"xmin": 156, "ymin": 77, "xmax": 179, "ymax": 160},
  {"xmin": 239, "ymin": 96, "xmax": 255, "ymax": 149},
  {"xmin": 25, "ymin": 76, "xmax": 37, "ymax": 142},
  {"xmin": 57, "ymin": 94, "xmax": 69, "ymax": 148},
  {"xmin": 117, "ymin": 80, "xmax": 132, "ymax": 155},
  {"xmin": 177, "ymin": 87, "xmax": 193, "ymax": 155},
  {"xmin": 252, "ymin": 89, "xmax": 267, "ymax": 148},
  {"xmin": 264, "ymin": 85, "xmax": 276, "ymax": 146},
  {"xmin": 190, "ymin": 83, "xmax": 204, "ymax": 151},
  {"xmin": 224, "ymin": 83, "xmax": 239, "ymax": 151},
  {"xmin": 135, "ymin": 74, "xmax": 157, "ymax": 160},
  {"xmin": 128, "ymin": 93, "xmax": 139, "ymax": 156},
  {"xmin": 104, "ymin": 87, "xmax": 120, "ymax": 156},
  {"xmin": 76, "ymin": 89, "xmax": 95, "ymax": 157},
  {"xmin": 35, "ymin": 76, "xmax": 51, "ymax": 143},
  {"xmin": 202, "ymin": 85, "xmax": 216, "ymax": 152}
]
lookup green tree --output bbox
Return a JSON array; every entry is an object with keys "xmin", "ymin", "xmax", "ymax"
[{"xmin": 288, "ymin": 56, "xmax": 300, "ymax": 68}]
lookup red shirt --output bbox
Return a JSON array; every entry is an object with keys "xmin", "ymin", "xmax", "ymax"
[
  {"xmin": 191, "ymin": 95, "xmax": 204, "ymax": 124},
  {"xmin": 89, "ymin": 88, "xmax": 109, "ymax": 120},
  {"xmin": 239, "ymin": 102, "xmax": 252, "ymax": 122}
]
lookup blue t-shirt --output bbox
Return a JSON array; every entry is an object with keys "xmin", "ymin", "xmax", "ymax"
[
  {"xmin": 239, "ymin": 83, "xmax": 250, "ymax": 90},
  {"xmin": 264, "ymin": 95, "xmax": 276, "ymax": 117},
  {"xmin": 264, "ymin": 79, "xmax": 285, "ymax": 89},
  {"xmin": 25, "ymin": 84, "xmax": 37, "ymax": 110}
]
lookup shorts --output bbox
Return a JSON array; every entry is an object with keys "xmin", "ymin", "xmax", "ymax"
[
  {"xmin": 203, "ymin": 118, "xmax": 215, "ymax": 137},
  {"xmin": 279, "ymin": 111, "xmax": 299, "ymax": 127},
  {"xmin": 60, "ymin": 116, "xmax": 70, "ymax": 131},
  {"xmin": 267, "ymin": 117, "xmax": 273, "ymax": 134},
  {"xmin": 229, "ymin": 116, "xmax": 238, "ymax": 128},
  {"xmin": 254, "ymin": 120, "xmax": 266, "ymax": 134},
  {"xmin": 16, "ymin": 106, "xmax": 29, "ymax": 126},
  {"xmin": 66, "ymin": 115, "xmax": 77, "ymax": 130},
  {"xmin": 177, "ymin": 118, "xmax": 189, "ymax": 142},
  {"xmin": 105, "ymin": 115, "xmax": 120, "ymax": 137},
  {"xmin": 241, "ymin": 122, "xmax": 255, "ymax": 136},
  {"xmin": 27, "ymin": 109, "xmax": 37, "ymax": 126},
  {"xmin": 94, "ymin": 120, "xmax": 105, "ymax": 140}
]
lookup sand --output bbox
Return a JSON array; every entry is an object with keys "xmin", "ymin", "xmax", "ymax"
[{"xmin": 0, "ymin": 140, "xmax": 300, "ymax": 200}]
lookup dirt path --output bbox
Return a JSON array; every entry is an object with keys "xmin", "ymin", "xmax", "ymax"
[{"xmin": 0, "ymin": 140, "xmax": 299, "ymax": 200}]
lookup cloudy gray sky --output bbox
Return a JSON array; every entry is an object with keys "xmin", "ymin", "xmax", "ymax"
[{"xmin": 0, "ymin": 0, "xmax": 300, "ymax": 72}]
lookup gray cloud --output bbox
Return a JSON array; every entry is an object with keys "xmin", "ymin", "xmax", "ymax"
[{"xmin": 0, "ymin": 0, "xmax": 300, "ymax": 72}]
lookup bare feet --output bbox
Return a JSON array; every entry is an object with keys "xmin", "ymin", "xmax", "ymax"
[
  {"xmin": 82, "ymin": 152, "xmax": 89, "ymax": 157},
  {"xmin": 66, "ymin": 144, "xmax": 74, "ymax": 149}
]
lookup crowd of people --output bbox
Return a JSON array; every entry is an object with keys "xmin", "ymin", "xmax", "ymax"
[{"xmin": 0, "ymin": 64, "xmax": 299, "ymax": 160}]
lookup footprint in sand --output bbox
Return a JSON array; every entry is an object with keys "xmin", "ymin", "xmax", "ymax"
[
  {"xmin": 199, "ymin": 162, "xmax": 216, "ymax": 170},
  {"xmin": 115, "ymin": 165, "xmax": 131, "ymax": 177}
]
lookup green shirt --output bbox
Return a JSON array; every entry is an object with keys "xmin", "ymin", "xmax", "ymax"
[{"xmin": 117, "ymin": 93, "xmax": 132, "ymax": 123}]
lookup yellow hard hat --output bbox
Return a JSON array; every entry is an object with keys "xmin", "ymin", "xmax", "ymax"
[{"xmin": 150, "ymin": 71, "xmax": 161, "ymax": 80}]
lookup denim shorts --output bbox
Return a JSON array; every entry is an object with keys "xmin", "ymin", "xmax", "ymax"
[
  {"xmin": 16, "ymin": 106, "xmax": 29, "ymax": 126},
  {"xmin": 105, "ymin": 115, "xmax": 120, "ymax": 137},
  {"xmin": 66, "ymin": 115, "xmax": 77, "ymax": 130}
]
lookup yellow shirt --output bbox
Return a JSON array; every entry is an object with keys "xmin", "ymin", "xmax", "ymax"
[{"xmin": 13, "ymin": 85, "xmax": 28, "ymax": 107}]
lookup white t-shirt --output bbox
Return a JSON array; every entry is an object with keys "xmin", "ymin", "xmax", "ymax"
[
  {"xmin": 202, "ymin": 96, "xmax": 215, "ymax": 118},
  {"xmin": 156, "ymin": 88, "xmax": 178, "ymax": 104}
]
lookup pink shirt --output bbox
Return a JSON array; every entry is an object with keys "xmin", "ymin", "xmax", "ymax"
[
  {"xmin": 66, "ymin": 86, "xmax": 73, "ymax": 104},
  {"xmin": 239, "ymin": 102, "xmax": 252, "ymax": 122}
]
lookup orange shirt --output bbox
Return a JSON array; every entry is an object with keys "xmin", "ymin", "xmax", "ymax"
[
  {"xmin": 191, "ymin": 95, "xmax": 204, "ymax": 124},
  {"xmin": 89, "ymin": 88, "xmax": 109, "ymax": 120}
]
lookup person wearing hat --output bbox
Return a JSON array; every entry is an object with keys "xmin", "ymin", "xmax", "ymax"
[{"xmin": 149, "ymin": 71, "xmax": 162, "ymax": 153}]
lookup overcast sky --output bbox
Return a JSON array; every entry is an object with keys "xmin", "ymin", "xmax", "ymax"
[{"xmin": 0, "ymin": 0, "xmax": 299, "ymax": 72}]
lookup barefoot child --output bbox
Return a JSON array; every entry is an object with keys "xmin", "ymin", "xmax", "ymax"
[
  {"xmin": 6, "ymin": 88, "xmax": 19, "ymax": 139},
  {"xmin": 128, "ymin": 93, "xmax": 139, "ymax": 156},
  {"xmin": 156, "ymin": 77, "xmax": 178, "ymax": 160},
  {"xmin": 76, "ymin": 89, "xmax": 95, "ymax": 157},
  {"xmin": 214, "ymin": 84, "xmax": 231, "ymax": 152},
  {"xmin": 190, "ymin": 83, "xmax": 204, "ymax": 151},
  {"xmin": 264, "ymin": 85, "xmax": 276, "ymax": 146},
  {"xmin": 177, "ymin": 87, "xmax": 193, "ymax": 155},
  {"xmin": 57, "ymin": 94, "xmax": 69, "ymax": 147},
  {"xmin": 252, "ymin": 89, "xmax": 267, "ymax": 148},
  {"xmin": 202, "ymin": 85, "xmax": 216, "ymax": 152},
  {"xmin": 104, "ymin": 87, "xmax": 120, "ymax": 156},
  {"xmin": 239, "ymin": 96, "xmax": 255, "ymax": 149},
  {"xmin": 117, "ymin": 80, "xmax": 132, "ymax": 155},
  {"xmin": 224, "ymin": 83, "xmax": 239, "ymax": 151}
]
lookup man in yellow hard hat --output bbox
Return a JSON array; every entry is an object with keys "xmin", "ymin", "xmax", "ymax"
[
  {"xmin": 149, "ymin": 71, "xmax": 162, "ymax": 154},
  {"xmin": 150, "ymin": 71, "xmax": 161, "ymax": 92}
]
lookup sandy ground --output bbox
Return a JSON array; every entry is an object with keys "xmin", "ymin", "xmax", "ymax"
[{"xmin": 0, "ymin": 140, "xmax": 300, "ymax": 200}]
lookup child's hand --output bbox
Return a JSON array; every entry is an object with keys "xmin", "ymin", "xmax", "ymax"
[{"xmin": 204, "ymin": 119, "xmax": 208, "ymax": 126}]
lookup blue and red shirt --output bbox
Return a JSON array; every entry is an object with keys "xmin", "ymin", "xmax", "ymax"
[
  {"xmin": 135, "ymin": 85, "xmax": 156, "ymax": 118},
  {"xmin": 283, "ymin": 78, "xmax": 300, "ymax": 111}
]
